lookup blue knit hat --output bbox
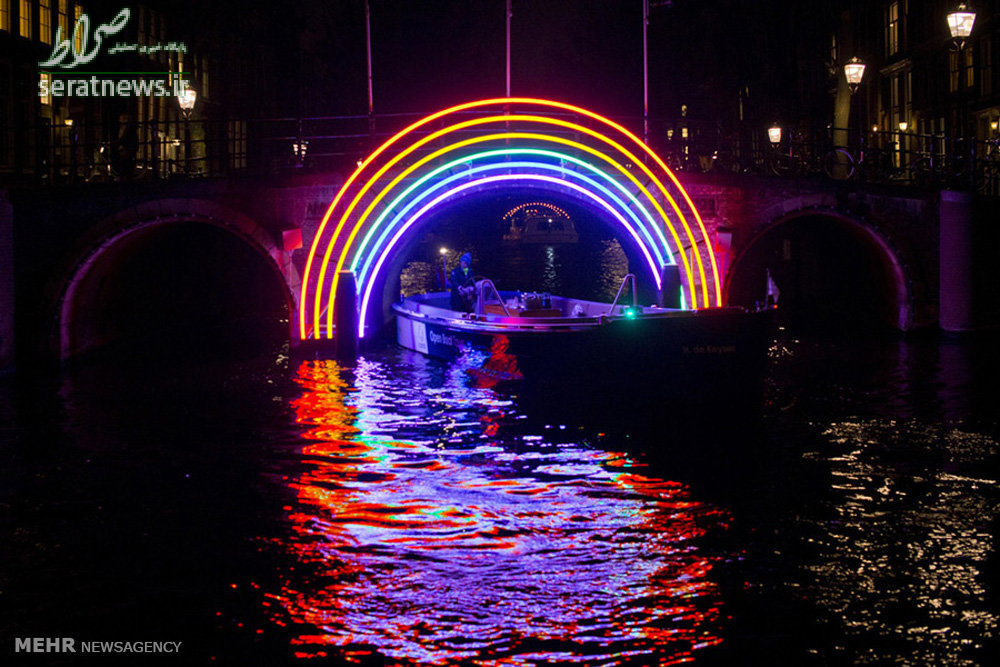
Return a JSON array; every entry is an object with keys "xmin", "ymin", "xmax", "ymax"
[{"xmin": 460, "ymin": 252, "xmax": 472, "ymax": 265}]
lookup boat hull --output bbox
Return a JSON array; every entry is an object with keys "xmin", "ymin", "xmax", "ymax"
[{"xmin": 393, "ymin": 297, "xmax": 772, "ymax": 403}]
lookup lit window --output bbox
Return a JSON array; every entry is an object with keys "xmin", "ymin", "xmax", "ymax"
[
  {"xmin": 19, "ymin": 0, "xmax": 31, "ymax": 39},
  {"xmin": 39, "ymin": 0, "xmax": 50, "ymax": 44},
  {"xmin": 57, "ymin": 0, "xmax": 66, "ymax": 37},
  {"xmin": 0, "ymin": 0, "xmax": 9, "ymax": 32},
  {"xmin": 200, "ymin": 55, "xmax": 209, "ymax": 99},
  {"xmin": 40, "ymin": 71, "xmax": 52, "ymax": 105},
  {"xmin": 886, "ymin": 1, "xmax": 899, "ymax": 56},
  {"xmin": 73, "ymin": 4, "xmax": 81, "ymax": 53}
]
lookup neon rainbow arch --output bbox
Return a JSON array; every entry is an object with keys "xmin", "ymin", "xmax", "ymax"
[{"xmin": 300, "ymin": 98, "xmax": 722, "ymax": 340}]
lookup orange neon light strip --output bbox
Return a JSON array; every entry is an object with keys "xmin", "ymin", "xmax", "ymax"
[
  {"xmin": 328, "ymin": 130, "xmax": 698, "ymax": 335},
  {"xmin": 316, "ymin": 117, "xmax": 705, "ymax": 338},
  {"xmin": 300, "ymin": 98, "xmax": 721, "ymax": 340}
]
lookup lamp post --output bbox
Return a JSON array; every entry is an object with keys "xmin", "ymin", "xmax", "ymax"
[
  {"xmin": 177, "ymin": 85, "xmax": 197, "ymax": 175},
  {"xmin": 834, "ymin": 57, "xmax": 866, "ymax": 179},
  {"xmin": 898, "ymin": 120, "xmax": 908, "ymax": 171},
  {"xmin": 948, "ymin": 3, "xmax": 976, "ymax": 187},
  {"xmin": 66, "ymin": 118, "xmax": 77, "ymax": 183},
  {"xmin": 439, "ymin": 247, "xmax": 448, "ymax": 289}
]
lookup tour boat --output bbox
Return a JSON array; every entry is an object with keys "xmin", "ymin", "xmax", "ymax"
[
  {"xmin": 502, "ymin": 214, "xmax": 579, "ymax": 244},
  {"xmin": 392, "ymin": 275, "xmax": 771, "ymax": 400}
]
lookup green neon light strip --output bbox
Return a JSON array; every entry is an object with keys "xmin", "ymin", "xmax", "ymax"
[{"xmin": 349, "ymin": 147, "xmax": 674, "ymax": 277}]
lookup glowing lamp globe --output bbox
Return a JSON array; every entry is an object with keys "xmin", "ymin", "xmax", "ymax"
[
  {"xmin": 948, "ymin": 4, "xmax": 976, "ymax": 41},
  {"xmin": 844, "ymin": 57, "xmax": 866, "ymax": 92},
  {"xmin": 177, "ymin": 87, "xmax": 197, "ymax": 116}
]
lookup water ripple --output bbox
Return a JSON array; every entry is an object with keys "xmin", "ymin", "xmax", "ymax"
[{"xmin": 263, "ymin": 357, "xmax": 728, "ymax": 664}]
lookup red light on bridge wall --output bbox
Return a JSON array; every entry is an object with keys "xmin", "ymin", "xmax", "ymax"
[{"xmin": 283, "ymin": 227, "xmax": 303, "ymax": 252}]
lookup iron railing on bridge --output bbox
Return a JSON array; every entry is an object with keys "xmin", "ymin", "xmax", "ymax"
[{"xmin": 3, "ymin": 113, "xmax": 999, "ymax": 195}]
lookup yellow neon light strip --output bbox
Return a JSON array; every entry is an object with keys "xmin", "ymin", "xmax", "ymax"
[
  {"xmin": 331, "ymin": 131, "xmax": 696, "ymax": 332},
  {"xmin": 300, "ymin": 98, "xmax": 720, "ymax": 339},
  {"xmin": 318, "ymin": 115, "xmax": 706, "ymax": 338}
]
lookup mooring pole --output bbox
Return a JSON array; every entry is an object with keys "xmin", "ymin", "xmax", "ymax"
[
  {"xmin": 505, "ymin": 0, "xmax": 512, "ymax": 98},
  {"xmin": 643, "ymin": 0, "xmax": 650, "ymax": 147},
  {"xmin": 659, "ymin": 264, "xmax": 682, "ymax": 308},
  {"xmin": 365, "ymin": 0, "xmax": 375, "ymax": 147},
  {"xmin": 335, "ymin": 270, "xmax": 359, "ymax": 361}
]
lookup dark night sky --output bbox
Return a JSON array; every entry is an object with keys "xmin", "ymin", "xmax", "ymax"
[
  {"xmin": 369, "ymin": 1, "xmax": 645, "ymax": 118},
  {"xmin": 268, "ymin": 0, "xmax": 659, "ymax": 120},
  {"xmin": 82, "ymin": 0, "xmax": 789, "ymax": 124},
  {"xmin": 93, "ymin": 0, "xmax": 800, "ymax": 127}
]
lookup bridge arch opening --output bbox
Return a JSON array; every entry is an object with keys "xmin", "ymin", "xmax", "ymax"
[
  {"xmin": 372, "ymin": 185, "xmax": 656, "ymax": 331},
  {"xmin": 58, "ymin": 216, "xmax": 295, "ymax": 362},
  {"xmin": 726, "ymin": 211, "xmax": 912, "ymax": 332},
  {"xmin": 363, "ymin": 179, "xmax": 667, "ymax": 334}
]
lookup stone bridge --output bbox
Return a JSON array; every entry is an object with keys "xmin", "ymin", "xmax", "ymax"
[{"xmin": 0, "ymin": 166, "xmax": 993, "ymax": 371}]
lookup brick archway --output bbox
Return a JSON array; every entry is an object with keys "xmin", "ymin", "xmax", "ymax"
[
  {"xmin": 726, "ymin": 206, "xmax": 914, "ymax": 331},
  {"xmin": 54, "ymin": 199, "xmax": 300, "ymax": 360}
]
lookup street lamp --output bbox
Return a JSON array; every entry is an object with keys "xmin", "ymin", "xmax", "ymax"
[
  {"xmin": 439, "ymin": 247, "xmax": 448, "ymax": 289},
  {"xmin": 844, "ymin": 57, "xmax": 866, "ymax": 94},
  {"xmin": 947, "ymin": 3, "xmax": 976, "ymax": 50},
  {"xmin": 768, "ymin": 125, "xmax": 782, "ymax": 145},
  {"xmin": 899, "ymin": 121, "xmax": 908, "ymax": 132},
  {"xmin": 177, "ymin": 86, "xmax": 197, "ymax": 118},
  {"xmin": 947, "ymin": 4, "xmax": 976, "ymax": 187},
  {"xmin": 177, "ymin": 85, "xmax": 197, "ymax": 175},
  {"xmin": 292, "ymin": 140, "xmax": 309, "ymax": 166}
]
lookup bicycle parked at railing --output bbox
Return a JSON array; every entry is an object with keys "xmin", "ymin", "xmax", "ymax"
[
  {"xmin": 978, "ymin": 138, "xmax": 1000, "ymax": 195},
  {"xmin": 767, "ymin": 134, "xmax": 813, "ymax": 177},
  {"xmin": 821, "ymin": 141, "xmax": 897, "ymax": 183}
]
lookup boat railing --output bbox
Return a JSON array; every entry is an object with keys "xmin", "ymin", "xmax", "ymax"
[
  {"xmin": 606, "ymin": 274, "xmax": 637, "ymax": 314},
  {"xmin": 475, "ymin": 279, "xmax": 511, "ymax": 317}
]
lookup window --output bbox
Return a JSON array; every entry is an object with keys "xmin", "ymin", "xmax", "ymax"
[
  {"xmin": 57, "ymin": 0, "xmax": 66, "ymax": 37},
  {"xmin": 39, "ymin": 71, "xmax": 51, "ymax": 105},
  {"xmin": 0, "ymin": 63, "xmax": 10, "ymax": 166},
  {"xmin": 73, "ymin": 4, "xmax": 81, "ymax": 53},
  {"xmin": 39, "ymin": 0, "xmax": 49, "ymax": 44},
  {"xmin": 229, "ymin": 119, "xmax": 246, "ymax": 170},
  {"xmin": 985, "ymin": 37, "xmax": 995, "ymax": 97},
  {"xmin": 199, "ymin": 54, "xmax": 209, "ymax": 100},
  {"xmin": 886, "ymin": 1, "xmax": 900, "ymax": 56},
  {"xmin": 0, "ymin": 0, "xmax": 9, "ymax": 32},
  {"xmin": 19, "ymin": 0, "xmax": 31, "ymax": 39}
]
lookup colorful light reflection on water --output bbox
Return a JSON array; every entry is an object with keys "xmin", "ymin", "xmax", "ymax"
[{"xmin": 264, "ymin": 354, "xmax": 729, "ymax": 664}]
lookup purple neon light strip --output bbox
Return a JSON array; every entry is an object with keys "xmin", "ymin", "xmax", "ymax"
[{"xmin": 358, "ymin": 173, "xmax": 662, "ymax": 337}]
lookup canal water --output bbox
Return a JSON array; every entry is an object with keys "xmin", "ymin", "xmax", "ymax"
[
  {"xmin": 2, "ymin": 240, "xmax": 999, "ymax": 665},
  {"xmin": 3, "ymin": 326, "xmax": 998, "ymax": 665}
]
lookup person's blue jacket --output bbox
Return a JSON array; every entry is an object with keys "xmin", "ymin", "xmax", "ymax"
[{"xmin": 449, "ymin": 253, "xmax": 473, "ymax": 311}]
